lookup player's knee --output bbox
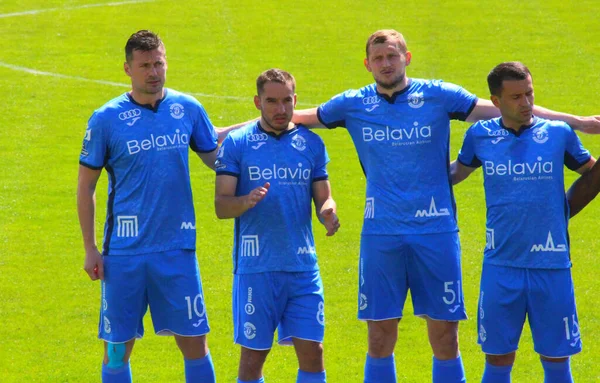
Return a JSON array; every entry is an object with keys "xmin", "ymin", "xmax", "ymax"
[
  {"xmin": 367, "ymin": 320, "xmax": 398, "ymax": 353},
  {"xmin": 540, "ymin": 355, "xmax": 569, "ymax": 363},
  {"xmin": 487, "ymin": 352, "xmax": 516, "ymax": 366},
  {"xmin": 106, "ymin": 342, "xmax": 127, "ymax": 369},
  {"xmin": 298, "ymin": 342, "xmax": 324, "ymax": 361}
]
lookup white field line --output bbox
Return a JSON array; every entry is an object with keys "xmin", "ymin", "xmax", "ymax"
[
  {"xmin": 0, "ymin": 61, "xmax": 318, "ymax": 105},
  {"xmin": 0, "ymin": 0, "xmax": 156, "ymax": 19}
]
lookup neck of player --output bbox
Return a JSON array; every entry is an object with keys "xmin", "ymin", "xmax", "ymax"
[
  {"xmin": 260, "ymin": 118, "xmax": 295, "ymax": 135},
  {"xmin": 376, "ymin": 77, "xmax": 410, "ymax": 98},
  {"xmin": 130, "ymin": 89, "xmax": 165, "ymax": 109},
  {"xmin": 501, "ymin": 116, "xmax": 534, "ymax": 132}
]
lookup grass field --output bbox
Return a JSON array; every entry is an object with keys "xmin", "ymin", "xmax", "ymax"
[{"xmin": 1, "ymin": 0, "xmax": 599, "ymax": 381}]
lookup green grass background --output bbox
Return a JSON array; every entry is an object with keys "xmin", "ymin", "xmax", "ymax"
[{"xmin": 0, "ymin": 0, "xmax": 599, "ymax": 381}]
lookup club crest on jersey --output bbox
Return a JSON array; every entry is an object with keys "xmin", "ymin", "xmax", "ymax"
[
  {"xmin": 532, "ymin": 126, "xmax": 548, "ymax": 144},
  {"xmin": 291, "ymin": 134, "xmax": 307, "ymax": 151},
  {"xmin": 407, "ymin": 92, "xmax": 425, "ymax": 108},
  {"xmin": 170, "ymin": 103, "xmax": 185, "ymax": 119}
]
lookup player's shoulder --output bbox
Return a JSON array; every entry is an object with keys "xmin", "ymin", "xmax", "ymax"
[
  {"xmin": 330, "ymin": 84, "xmax": 378, "ymax": 102},
  {"xmin": 293, "ymin": 124, "xmax": 325, "ymax": 144},
  {"xmin": 533, "ymin": 117, "xmax": 571, "ymax": 131},
  {"xmin": 90, "ymin": 93, "xmax": 132, "ymax": 124},
  {"xmin": 226, "ymin": 121, "xmax": 260, "ymax": 142},
  {"xmin": 411, "ymin": 78, "xmax": 462, "ymax": 93},
  {"xmin": 469, "ymin": 118, "xmax": 503, "ymax": 135},
  {"xmin": 164, "ymin": 88, "xmax": 204, "ymax": 109}
]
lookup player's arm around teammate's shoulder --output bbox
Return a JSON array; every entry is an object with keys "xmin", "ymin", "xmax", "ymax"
[
  {"xmin": 77, "ymin": 165, "xmax": 104, "ymax": 281},
  {"xmin": 466, "ymin": 99, "xmax": 600, "ymax": 133},
  {"xmin": 214, "ymin": 118, "xmax": 259, "ymax": 144},
  {"xmin": 292, "ymin": 108, "xmax": 326, "ymax": 129},
  {"xmin": 312, "ymin": 180, "xmax": 340, "ymax": 236}
]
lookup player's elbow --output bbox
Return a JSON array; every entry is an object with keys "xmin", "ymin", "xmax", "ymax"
[{"xmin": 214, "ymin": 199, "xmax": 232, "ymax": 219}]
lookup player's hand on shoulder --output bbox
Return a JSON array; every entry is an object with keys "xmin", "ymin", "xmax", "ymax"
[
  {"xmin": 83, "ymin": 247, "xmax": 104, "ymax": 281},
  {"xmin": 245, "ymin": 182, "xmax": 270, "ymax": 209},
  {"xmin": 320, "ymin": 208, "xmax": 340, "ymax": 236}
]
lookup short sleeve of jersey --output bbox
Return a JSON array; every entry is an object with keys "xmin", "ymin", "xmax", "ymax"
[
  {"xmin": 440, "ymin": 81, "xmax": 478, "ymax": 121},
  {"xmin": 317, "ymin": 92, "xmax": 348, "ymax": 129},
  {"xmin": 215, "ymin": 134, "xmax": 241, "ymax": 177},
  {"xmin": 79, "ymin": 112, "xmax": 107, "ymax": 170},
  {"xmin": 313, "ymin": 137, "xmax": 330, "ymax": 182},
  {"xmin": 190, "ymin": 102, "xmax": 218, "ymax": 153},
  {"xmin": 457, "ymin": 125, "xmax": 482, "ymax": 168},
  {"xmin": 564, "ymin": 126, "xmax": 591, "ymax": 171}
]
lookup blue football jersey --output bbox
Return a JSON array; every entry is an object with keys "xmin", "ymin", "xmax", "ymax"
[
  {"xmin": 79, "ymin": 89, "xmax": 218, "ymax": 255},
  {"xmin": 458, "ymin": 117, "xmax": 590, "ymax": 269},
  {"xmin": 317, "ymin": 79, "xmax": 477, "ymax": 235},
  {"xmin": 215, "ymin": 122, "xmax": 329, "ymax": 274}
]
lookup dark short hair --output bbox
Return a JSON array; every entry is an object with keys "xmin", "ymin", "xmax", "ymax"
[
  {"xmin": 125, "ymin": 30, "xmax": 164, "ymax": 62},
  {"xmin": 487, "ymin": 62, "xmax": 532, "ymax": 96},
  {"xmin": 365, "ymin": 29, "xmax": 407, "ymax": 58},
  {"xmin": 256, "ymin": 68, "xmax": 296, "ymax": 95}
]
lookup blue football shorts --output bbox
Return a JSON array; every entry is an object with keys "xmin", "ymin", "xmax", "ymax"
[
  {"xmin": 477, "ymin": 263, "xmax": 581, "ymax": 357},
  {"xmin": 233, "ymin": 270, "xmax": 325, "ymax": 350},
  {"xmin": 98, "ymin": 249, "xmax": 210, "ymax": 343},
  {"xmin": 358, "ymin": 232, "xmax": 466, "ymax": 321}
]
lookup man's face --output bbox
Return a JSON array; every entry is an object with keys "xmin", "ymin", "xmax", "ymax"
[
  {"xmin": 364, "ymin": 42, "xmax": 411, "ymax": 90},
  {"xmin": 492, "ymin": 75, "xmax": 535, "ymax": 127},
  {"xmin": 124, "ymin": 47, "xmax": 167, "ymax": 96},
  {"xmin": 254, "ymin": 81, "xmax": 296, "ymax": 132}
]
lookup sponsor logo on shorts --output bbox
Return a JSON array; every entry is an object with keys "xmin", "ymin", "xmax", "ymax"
[
  {"xmin": 192, "ymin": 319, "xmax": 205, "ymax": 328},
  {"xmin": 245, "ymin": 287, "xmax": 255, "ymax": 315},
  {"xmin": 479, "ymin": 324, "xmax": 487, "ymax": 342},
  {"xmin": 448, "ymin": 305, "xmax": 461, "ymax": 313},
  {"xmin": 103, "ymin": 316, "xmax": 111, "ymax": 334},
  {"xmin": 479, "ymin": 291, "xmax": 485, "ymax": 319},
  {"xmin": 530, "ymin": 231, "xmax": 566, "ymax": 253},
  {"xmin": 359, "ymin": 293, "xmax": 368, "ymax": 311},
  {"xmin": 117, "ymin": 216, "xmax": 138, "ymax": 238},
  {"xmin": 415, "ymin": 197, "xmax": 450, "ymax": 218},
  {"xmin": 244, "ymin": 322, "xmax": 257, "ymax": 340}
]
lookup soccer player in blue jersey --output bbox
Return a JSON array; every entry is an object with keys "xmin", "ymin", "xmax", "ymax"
[
  {"xmin": 214, "ymin": 68, "xmax": 340, "ymax": 383},
  {"xmin": 451, "ymin": 61, "xmax": 595, "ymax": 383},
  {"xmin": 292, "ymin": 29, "xmax": 600, "ymax": 383},
  {"xmin": 77, "ymin": 30, "xmax": 242, "ymax": 383}
]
